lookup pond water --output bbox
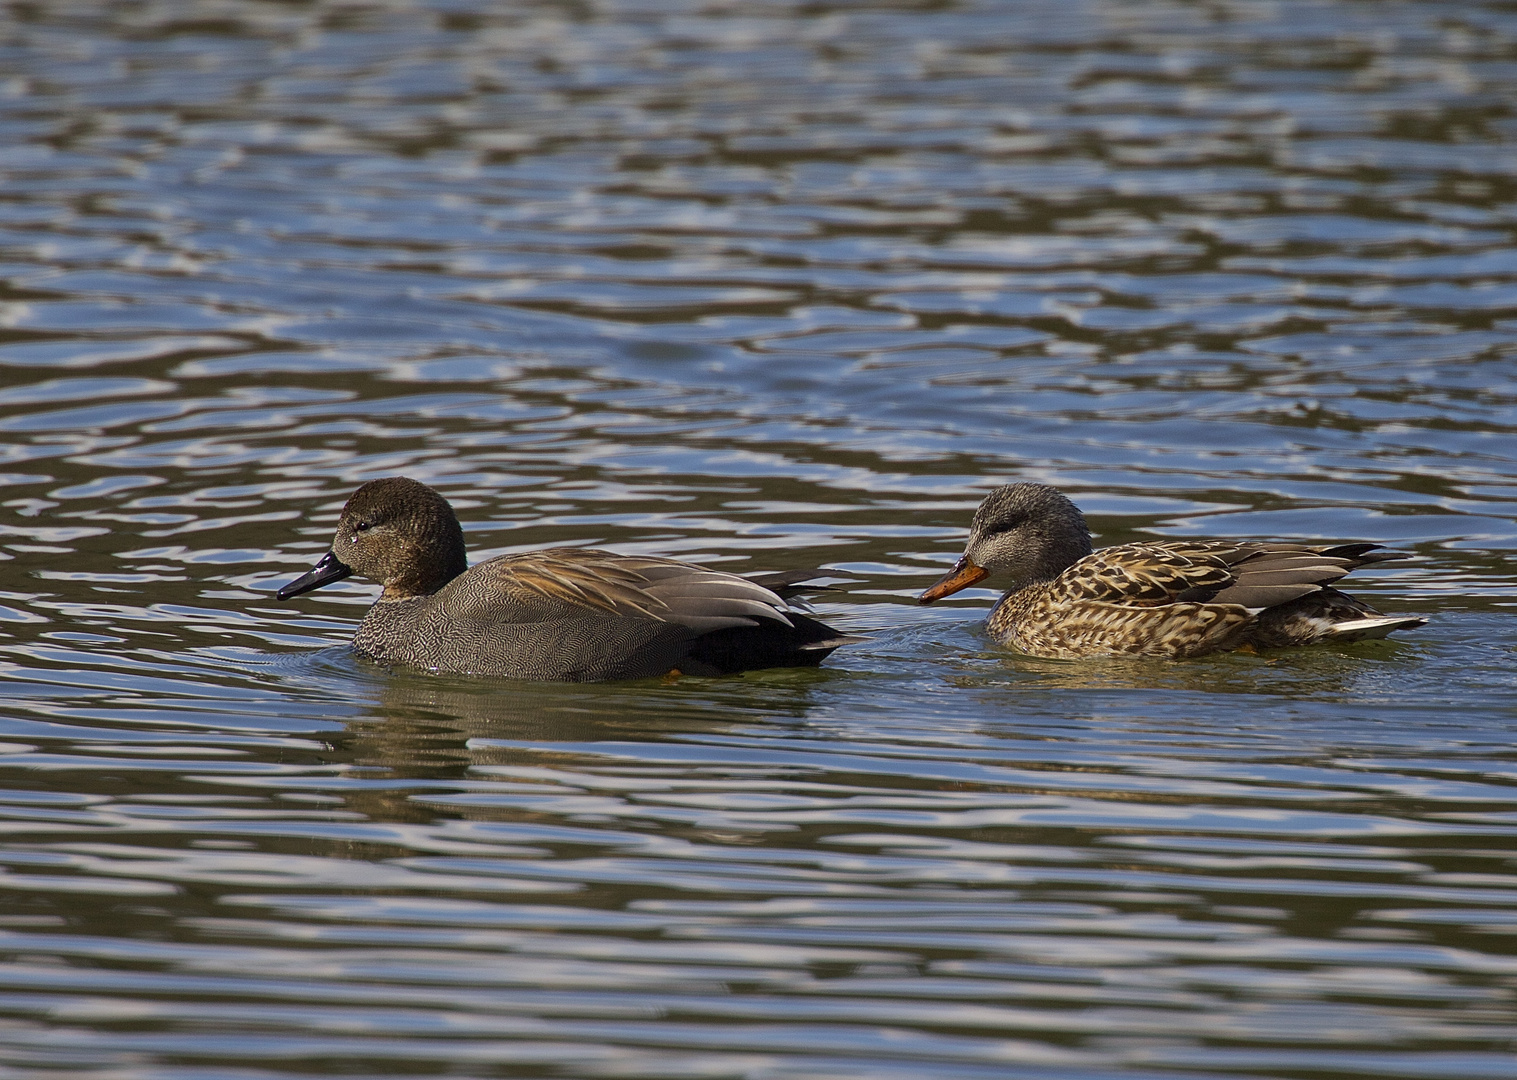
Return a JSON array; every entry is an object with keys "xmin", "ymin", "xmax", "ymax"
[{"xmin": 0, "ymin": 1, "xmax": 1515, "ymax": 1077}]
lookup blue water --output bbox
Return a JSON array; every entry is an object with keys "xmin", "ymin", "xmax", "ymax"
[{"xmin": 0, "ymin": 1, "xmax": 1514, "ymax": 1077}]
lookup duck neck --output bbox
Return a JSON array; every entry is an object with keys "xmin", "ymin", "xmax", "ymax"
[
  {"xmin": 1028, "ymin": 540, "xmax": 1091, "ymax": 587},
  {"xmin": 380, "ymin": 536, "xmax": 468, "ymax": 601},
  {"xmin": 991, "ymin": 530, "xmax": 1092, "ymax": 598}
]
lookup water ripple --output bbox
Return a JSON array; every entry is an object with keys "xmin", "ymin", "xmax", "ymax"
[{"xmin": 0, "ymin": 0, "xmax": 1514, "ymax": 1077}]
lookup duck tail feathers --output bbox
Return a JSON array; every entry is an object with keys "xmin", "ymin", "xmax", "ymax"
[
  {"xmin": 798, "ymin": 633, "xmax": 870, "ymax": 652},
  {"xmin": 1321, "ymin": 615, "xmax": 1427, "ymax": 641},
  {"xmin": 749, "ymin": 568, "xmax": 852, "ymax": 600}
]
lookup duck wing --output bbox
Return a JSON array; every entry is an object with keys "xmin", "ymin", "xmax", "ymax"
[
  {"xmin": 746, "ymin": 567, "xmax": 843, "ymax": 601},
  {"xmin": 457, "ymin": 548, "xmax": 800, "ymax": 632},
  {"xmin": 1053, "ymin": 540, "xmax": 1383, "ymax": 612},
  {"xmin": 400, "ymin": 549, "xmax": 852, "ymax": 681}
]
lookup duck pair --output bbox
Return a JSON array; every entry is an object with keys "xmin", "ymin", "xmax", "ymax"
[{"xmin": 277, "ymin": 478, "xmax": 1425, "ymax": 681}]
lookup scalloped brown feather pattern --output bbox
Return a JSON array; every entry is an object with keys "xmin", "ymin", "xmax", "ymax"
[
  {"xmin": 1051, "ymin": 542, "xmax": 1244, "ymax": 607},
  {"xmin": 986, "ymin": 540, "xmax": 1413, "ymax": 659},
  {"xmin": 989, "ymin": 594, "xmax": 1255, "ymax": 659}
]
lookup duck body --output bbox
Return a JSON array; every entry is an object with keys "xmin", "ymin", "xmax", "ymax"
[
  {"xmin": 920, "ymin": 484, "xmax": 1425, "ymax": 660},
  {"xmin": 278, "ymin": 478, "xmax": 854, "ymax": 681}
]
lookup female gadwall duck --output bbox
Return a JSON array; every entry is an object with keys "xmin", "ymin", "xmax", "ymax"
[
  {"xmin": 277, "ymin": 477, "xmax": 856, "ymax": 681},
  {"xmin": 918, "ymin": 483, "xmax": 1425, "ymax": 659}
]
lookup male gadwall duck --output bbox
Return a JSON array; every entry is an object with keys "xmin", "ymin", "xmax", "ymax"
[
  {"xmin": 277, "ymin": 477, "xmax": 856, "ymax": 681},
  {"xmin": 918, "ymin": 483, "xmax": 1426, "ymax": 659}
]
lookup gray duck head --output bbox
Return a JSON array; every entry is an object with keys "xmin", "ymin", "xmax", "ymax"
[
  {"xmin": 918, "ymin": 483, "xmax": 1093, "ymax": 603},
  {"xmin": 277, "ymin": 477, "xmax": 469, "ymax": 602}
]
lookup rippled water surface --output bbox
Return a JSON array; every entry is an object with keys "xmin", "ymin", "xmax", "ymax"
[{"xmin": 1, "ymin": 1, "xmax": 1515, "ymax": 1077}]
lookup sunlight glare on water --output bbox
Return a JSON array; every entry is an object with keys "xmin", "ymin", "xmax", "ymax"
[{"xmin": 0, "ymin": 1, "xmax": 1514, "ymax": 1077}]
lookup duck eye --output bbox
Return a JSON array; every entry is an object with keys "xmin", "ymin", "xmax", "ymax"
[{"xmin": 353, "ymin": 520, "xmax": 373, "ymax": 533}]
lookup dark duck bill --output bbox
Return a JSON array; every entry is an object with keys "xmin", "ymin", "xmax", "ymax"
[{"xmin": 276, "ymin": 550, "xmax": 354, "ymax": 600}]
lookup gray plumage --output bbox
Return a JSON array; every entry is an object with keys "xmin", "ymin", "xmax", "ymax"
[{"xmin": 276, "ymin": 477, "xmax": 856, "ymax": 681}]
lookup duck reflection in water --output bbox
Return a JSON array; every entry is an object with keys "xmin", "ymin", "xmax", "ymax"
[
  {"xmin": 919, "ymin": 484, "xmax": 1426, "ymax": 660},
  {"xmin": 328, "ymin": 668, "xmax": 825, "ymax": 825},
  {"xmin": 276, "ymin": 477, "xmax": 858, "ymax": 682}
]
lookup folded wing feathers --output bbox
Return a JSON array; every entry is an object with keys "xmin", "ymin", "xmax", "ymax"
[
  {"xmin": 747, "ymin": 568, "xmax": 839, "ymax": 599},
  {"xmin": 1321, "ymin": 542, "xmax": 1399, "ymax": 562},
  {"xmin": 1211, "ymin": 583, "xmax": 1326, "ymax": 611},
  {"xmin": 1234, "ymin": 564, "xmax": 1351, "ymax": 586},
  {"xmin": 491, "ymin": 551, "xmax": 671, "ymax": 619},
  {"xmin": 1084, "ymin": 541, "xmax": 1409, "ymax": 618},
  {"xmin": 640, "ymin": 566, "xmax": 795, "ymax": 632},
  {"xmin": 1197, "ymin": 549, "xmax": 1354, "ymax": 611},
  {"xmin": 501, "ymin": 551, "xmax": 796, "ymax": 632}
]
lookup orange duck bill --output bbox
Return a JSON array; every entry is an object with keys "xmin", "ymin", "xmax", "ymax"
[{"xmin": 918, "ymin": 554, "xmax": 988, "ymax": 604}]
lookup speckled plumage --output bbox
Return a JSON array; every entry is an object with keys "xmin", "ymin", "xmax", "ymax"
[
  {"xmin": 277, "ymin": 477, "xmax": 855, "ymax": 681},
  {"xmin": 919, "ymin": 484, "xmax": 1425, "ymax": 659}
]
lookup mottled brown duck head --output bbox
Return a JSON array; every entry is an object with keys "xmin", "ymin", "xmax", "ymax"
[
  {"xmin": 277, "ymin": 477, "xmax": 469, "ymax": 602},
  {"xmin": 918, "ymin": 483, "xmax": 1093, "ymax": 603}
]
